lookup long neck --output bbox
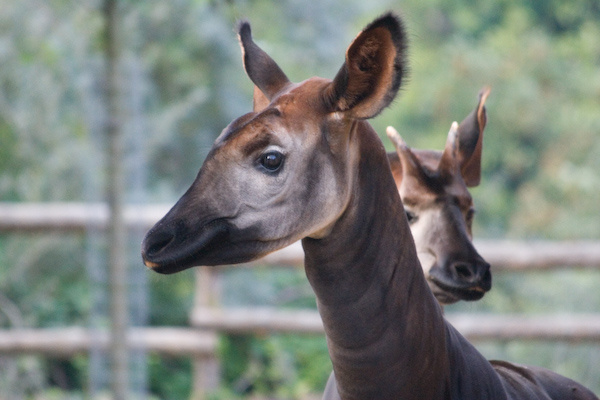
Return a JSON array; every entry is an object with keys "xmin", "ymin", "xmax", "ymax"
[{"xmin": 302, "ymin": 124, "xmax": 451, "ymax": 400}]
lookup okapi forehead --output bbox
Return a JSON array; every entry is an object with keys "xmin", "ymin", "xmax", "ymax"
[
  {"xmin": 404, "ymin": 148, "xmax": 473, "ymax": 204},
  {"xmin": 276, "ymin": 77, "xmax": 333, "ymax": 114},
  {"xmin": 411, "ymin": 149, "xmax": 442, "ymax": 173},
  {"xmin": 217, "ymin": 107, "xmax": 282, "ymax": 145},
  {"xmin": 217, "ymin": 77, "xmax": 332, "ymax": 149}
]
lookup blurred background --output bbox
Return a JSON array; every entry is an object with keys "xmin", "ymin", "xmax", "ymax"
[{"xmin": 0, "ymin": 0, "xmax": 599, "ymax": 399}]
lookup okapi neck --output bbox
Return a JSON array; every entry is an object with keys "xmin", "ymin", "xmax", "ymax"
[{"xmin": 302, "ymin": 131, "xmax": 450, "ymax": 399}]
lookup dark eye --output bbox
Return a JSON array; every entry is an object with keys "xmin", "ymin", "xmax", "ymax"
[
  {"xmin": 465, "ymin": 208, "xmax": 475, "ymax": 225},
  {"xmin": 259, "ymin": 151, "xmax": 284, "ymax": 172},
  {"xmin": 405, "ymin": 210, "xmax": 418, "ymax": 224}
]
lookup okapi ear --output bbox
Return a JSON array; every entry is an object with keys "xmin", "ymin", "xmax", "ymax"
[
  {"xmin": 324, "ymin": 13, "xmax": 408, "ymax": 119},
  {"xmin": 238, "ymin": 20, "xmax": 290, "ymax": 102},
  {"xmin": 457, "ymin": 86, "xmax": 491, "ymax": 187}
]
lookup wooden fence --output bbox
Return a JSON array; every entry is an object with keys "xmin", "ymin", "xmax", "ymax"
[{"xmin": 1, "ymin": 202, "xmax": 600, "ymax": 396}]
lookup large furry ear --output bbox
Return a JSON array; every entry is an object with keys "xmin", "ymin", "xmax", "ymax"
[
  {"xmin": 457, "ymin": 86, "xmax": 491, "ymax": 187},
  {"xmin": 238, "ymin": 20, "xmax": 290, "ymax": 102},
  {"xmin": 323, "ymin": 13, "xmax": 408, "ymax": 119}
]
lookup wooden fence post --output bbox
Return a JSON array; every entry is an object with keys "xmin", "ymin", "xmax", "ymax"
[
  {"xmin": 190, "ymin": 267, "xmax": 221, "ymax": 399},
  {"xmin": 102, "ymin": 0, "xmax": 130, "ymax": 398}
]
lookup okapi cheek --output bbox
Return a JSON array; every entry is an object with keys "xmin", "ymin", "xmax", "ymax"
[{"xmin": 416, "ymin": 251, "xmax": 436, "ymax": 275}]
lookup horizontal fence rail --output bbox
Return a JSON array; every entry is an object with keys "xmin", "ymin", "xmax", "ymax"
[
  {"xmin": 0, "ymin": 202, "xmax": 170, "ymax": 232},
  {"xmin": 1, "ymin": 203, "xmax": 600, "ymax": 271},
  {"xmin": 0, "ymin": 327, "xmax": 217, "ymax": 356},
  {"xmin": 191, "ymin": 307, "xmax": 600, "ymax": 342},
  {"xmin": 2, "ymin": 314, "xmax": 598, "ymax": 357}
]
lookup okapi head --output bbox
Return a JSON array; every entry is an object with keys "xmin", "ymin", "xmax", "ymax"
[
  {"xmin": 386, "ymin": 87, "xmax": 492, "ymax": 304},
  {"xmin": 142, "ymin": 14, "xmax": 408, "ymax": 273}
]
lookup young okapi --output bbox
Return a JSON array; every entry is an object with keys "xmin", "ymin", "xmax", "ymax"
[
  {"xmin": 142, "ymin": 13, "xmax": 598, "ymax": 400},
  {"xmin": 386, "ymin": 87, "xmax": 492, "ymax": 304}
]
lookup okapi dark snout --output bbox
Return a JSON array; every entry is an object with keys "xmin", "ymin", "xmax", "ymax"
[
  {"xmin": 141, "ymin": 186, "xmax": 234, "ymax": 273},
  {"xmin": 387, "ymin": 87, "xmax": 492, "ymax": 304},
  {"xmin": 407, "ymin": 192, "xmax": 492, "ymax": 304},
  {"xmin": 426, "ymin": 226, "xmax": 492, "ymax": 302},
  {"xmin": 425, "ymin": 188, "xmax": 492, "ymax": 303}
]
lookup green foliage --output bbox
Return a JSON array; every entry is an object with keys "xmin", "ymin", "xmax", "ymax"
[
  {"xmin": 0, "ymin": 235, "xmax": 90, "ymax": 328},
  {"xmin": 219, "ymin": 334, "xmax": 330, "ymax": 399},
  {"xmin": 218, "ymin": 267, "xmax": 330, "ymax": 397},
  {"xmin": 148, "ymin": 269, "xmax": 195, "ymax": 326},
  {"xmin": 148, "ymin": 354, "xmax": 193, "ymax": 399}
]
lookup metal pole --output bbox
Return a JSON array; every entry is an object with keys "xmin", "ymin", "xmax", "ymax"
[{"xmin": 103, "ymin": 0, "xmax": 129, "ymax": 398}]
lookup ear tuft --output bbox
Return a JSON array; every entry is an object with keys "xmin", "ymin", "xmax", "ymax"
[
  {"xmin": 363, "ymin": 13, "xmax": 409, "ymax": 105},
  {"xmin": 325, "ymin": 13, "xmax": 409, "ymax": 119},
  {"xmin": 237, "ymin": 19, "xmax": 251, "ymax": 43}
]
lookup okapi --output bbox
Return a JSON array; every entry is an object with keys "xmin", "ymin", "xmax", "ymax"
[
  {"xmin": 142, "ymin": 13, "xmax": 598, "ymax": 400},
  {"xmin": 386, "ymin": 87, "xmax": 492, "ymax": 304}
]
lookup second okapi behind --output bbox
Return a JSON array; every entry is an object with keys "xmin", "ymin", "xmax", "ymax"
[
  {"xmin": 387, "ymin": 87, "xmax": 492, "ymax": 305},
  {"xmin": 142, "ymin": 13, "xmax": 598, "ymax": 400}
]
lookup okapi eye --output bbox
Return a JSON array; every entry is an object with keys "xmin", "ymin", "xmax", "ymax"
[
  {"xmin": 466, "ymin": 208, "xmax": 475, "ymax": 225},
  {"xmin": 259, "ymin": 151, "xmax": 284, "ymax": 172},
  {"xmin": 405, "ymin": 210, "xmax": 418, "ymax": 224}
]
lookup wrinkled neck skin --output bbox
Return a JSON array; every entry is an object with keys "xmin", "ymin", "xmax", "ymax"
[{"xmin": 303, "ymin": 122, "xmax": 450, "ymax": 400}]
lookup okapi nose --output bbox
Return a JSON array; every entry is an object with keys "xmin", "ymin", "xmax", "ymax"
[
  {"xmin": 450, "ymin": 260, "xmax": 491, "ymax": 290},
  {"xmin": 145, "ymin": 231, "xmax": 173, "ymax": 257},
  {"xmin": 142, "ymin": 224, "xmax": 177, "ymax": 261}
]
